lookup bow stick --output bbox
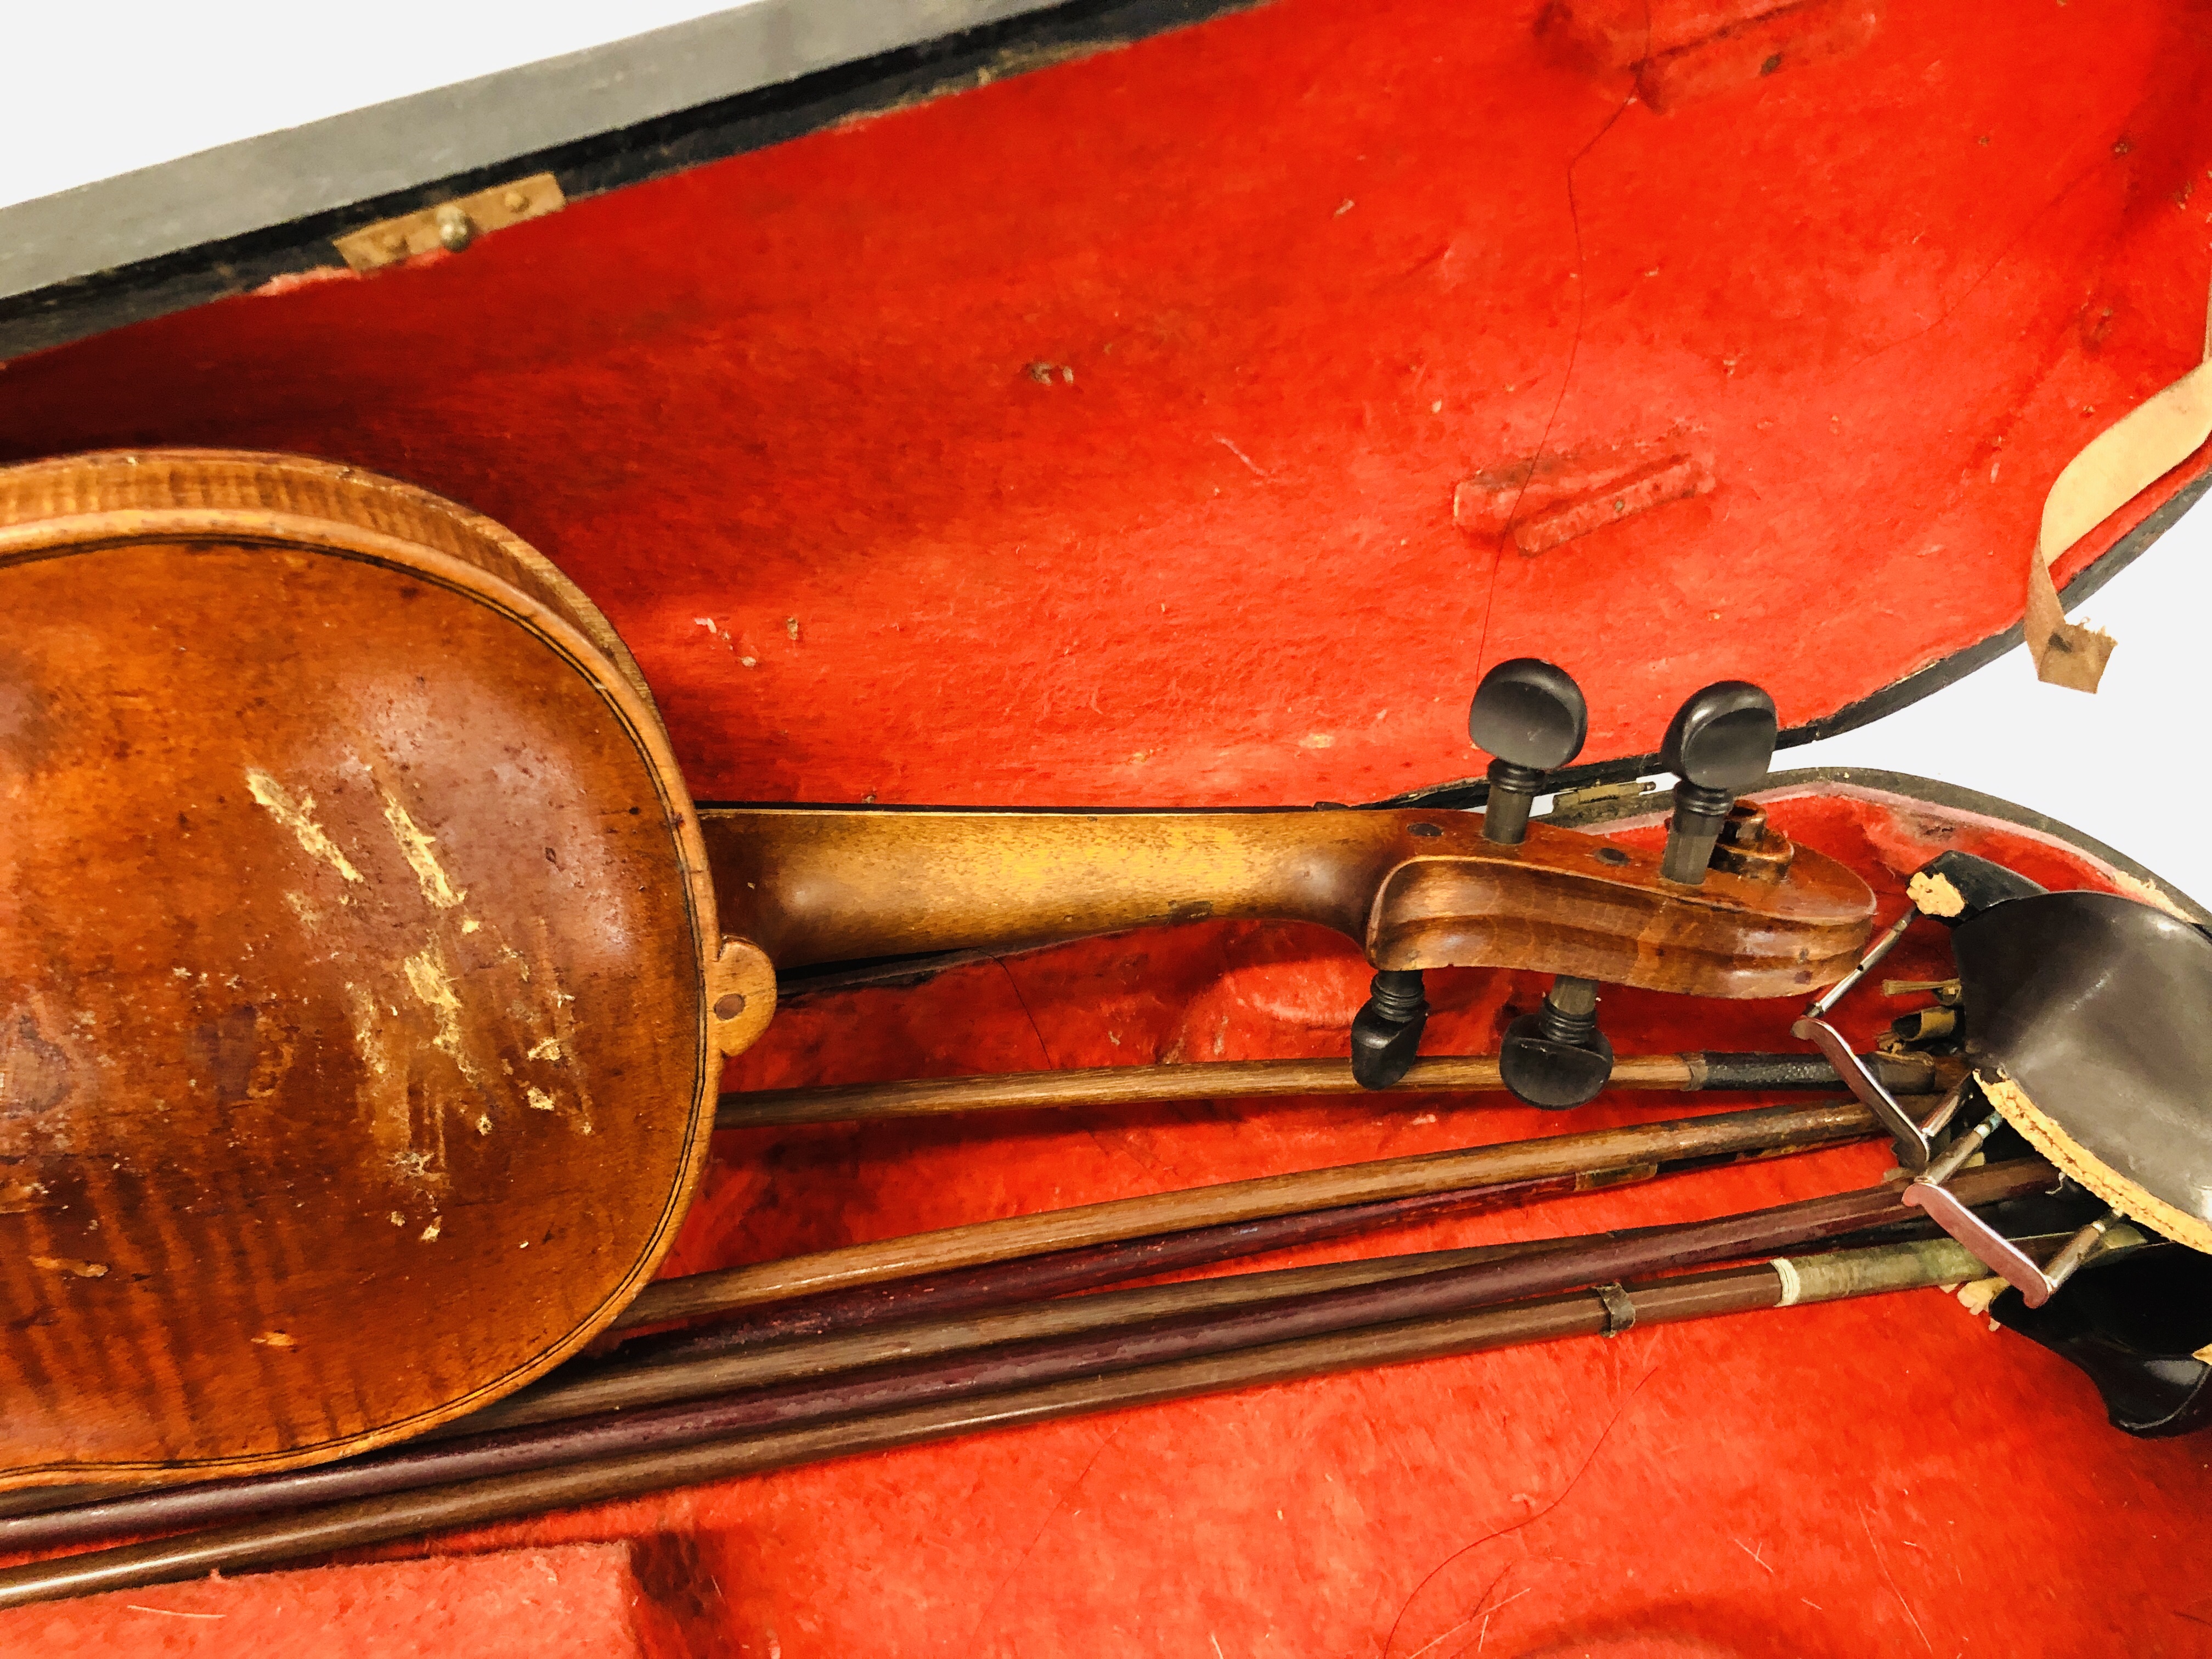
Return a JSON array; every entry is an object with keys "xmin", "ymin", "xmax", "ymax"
[
  {"xmin": 716, "ymin": 1048, "xmax": 1943, "ymax": 1130},
  {"xmin": 616, "ymin": 1099, "xmax": 1878, "ymax": 1330},
  {"xmin": 0, "ymin": 1110, "xmax": 1868, "ymax": 1531},
  {"xmin": 0, "ymin": 1172, "xmax": 2079, "ymax": 1610},
  {"xmin": 606, "ymin": 1133, "xmax": 1855, "ymax": 1370}
]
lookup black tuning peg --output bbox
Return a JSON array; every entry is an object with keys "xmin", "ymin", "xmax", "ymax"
[
  {"xmin": 1498, "ymin": 975, "xmax": 1615, "ymax": 1109},
  {"xmin": 1356, "ymin": 659, "xmax": 1587, "ymax": 1089},
  {"xmin": 1469, "ymin": 658, "xmax": 1588, "ymax": 846},
  {"xmin": 1465, "ymin": 660, "xmax": 1606, "ymax": 1103},
  {"xmin": 1658, "ymin": 681, "xmax": 1777, "ymax": 885},
  {"xmin": 1349, "ymin": 968, "xmax": 1429, "ymax": 1090}
]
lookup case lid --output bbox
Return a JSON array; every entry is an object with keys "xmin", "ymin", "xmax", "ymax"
[{"xmin": 2, "ymin": 0, "xmax": 2208, "ymax": 809}]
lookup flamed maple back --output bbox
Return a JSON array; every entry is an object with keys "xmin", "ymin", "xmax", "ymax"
[{"xmin": 0, "ymin": 451, "xmax": 724, "ymax": 1486}]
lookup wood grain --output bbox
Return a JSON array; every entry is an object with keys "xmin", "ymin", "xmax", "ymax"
[
  {"xmin": 0, "ymin": 451, "xmax": 721, "ymax": 1491},
  {"xmin": 703, "ymin": 803, "xmax": 1877, "ymax": 996},
  {"xmin": 614, "ymin": 1099, "xmax": 1877, "ymax": 1329},
  {"xmin": 0, "ymin": 1232, "xmax": 1610, "ymax": 1548},
  {"xmin": 0, "ymin": 1277, "xmax": 1757, "ymax": 1608}
]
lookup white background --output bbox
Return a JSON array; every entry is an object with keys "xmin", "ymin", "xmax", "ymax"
[
  {"xmin": 0, "ymin": 3, "xmax": 742, "ymax": 211},
  {"xmin": 5, "ymin": 4, "xmax": 2208, "ymax": 900}
]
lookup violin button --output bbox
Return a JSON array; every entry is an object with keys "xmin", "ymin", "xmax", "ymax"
[
  {"xmin": 1468, "ymin": 658, "xmax": 1589, "ymax": 847},
  {"xmin": 1657, "ymin": 680, "xmax": 1778, "ymax": 885}
]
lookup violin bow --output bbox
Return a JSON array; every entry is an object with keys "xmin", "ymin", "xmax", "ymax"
[
  {"xmin": 0, "ymin": 1162, "xmax": 2080, "ymax": 1609},
  {"xmin": 715, "ymin": 1047, "xmax": 1946, "ymax": 1130},
  {"xmin": 616, "ymin": 1099, "xmax": 1880, "ymax": 1331}
]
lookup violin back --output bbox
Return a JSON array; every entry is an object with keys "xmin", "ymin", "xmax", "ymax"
[{"xmin": 0, "ymin": 451, "xmax": 722, "ymax": 1487}]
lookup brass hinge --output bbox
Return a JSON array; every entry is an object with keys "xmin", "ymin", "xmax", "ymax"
[{"xmin": 332, "ymin": 173, "xmax": 565, "ymax": 273}]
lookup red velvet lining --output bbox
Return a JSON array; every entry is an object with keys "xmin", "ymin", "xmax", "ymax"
[
  {"xmin": 7, "ymin": 1542, "xmax": 708, "ymax": 1656},
  {"xmin": 3, "ymin": 0, "xmax": 2210, "ymax": 806}
]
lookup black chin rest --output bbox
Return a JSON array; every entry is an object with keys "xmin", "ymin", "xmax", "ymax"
[{"xmin": 1954, "ymin": 889, "xmax": 2212, "ymax": 1245}]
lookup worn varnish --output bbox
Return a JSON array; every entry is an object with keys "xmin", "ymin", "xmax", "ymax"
[
  {"xmin": 706, "ymin": 804, "xmax": 1875, "ymax": 990},
  {"xmin": 0, "ymin": 451, "xmax": 723, "ymax": 1487}
]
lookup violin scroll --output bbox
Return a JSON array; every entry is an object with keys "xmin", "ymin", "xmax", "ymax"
[{"xmin": 1355, "ymin": 657, "xmax": 1593, "ymax": 1087}]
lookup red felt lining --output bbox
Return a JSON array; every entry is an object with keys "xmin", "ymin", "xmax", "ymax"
[
  {"xmin": 481, "ymin": 793, "xmax": 2212, "ymax": 1656},
  {"xmin": 3, "ymin": 0, "xmax": 2209, "ymax": 808},
  {"xmin": 0, "ymin": 1541, "xmax": 708, "ymax": 1657}
]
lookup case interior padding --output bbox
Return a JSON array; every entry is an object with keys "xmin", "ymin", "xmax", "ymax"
[
  {"xmin": 4, "ymin": 791, "xmax": 2208, "ymax": 1655},
  {"xmin": 2, "ymin": 0, "xmax": 2210, "ymax": 806},
  {"xmin": 0, "ymin": 1541, "xmax": 711, "ymax": 1657}
]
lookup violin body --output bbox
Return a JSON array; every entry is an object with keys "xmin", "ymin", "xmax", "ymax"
[
  {"xmin": 0, "ymin": 450, "xmax": 1875, "ymax": 1489},
  {"xmin": 0, "ymin": 452, "xmax": 742, "ymax": 1485}
]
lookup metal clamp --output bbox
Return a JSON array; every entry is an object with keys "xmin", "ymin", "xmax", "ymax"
[
  {"xmin": 1792, "ymin": 910, "xmax": 1937, "ymax": 1170},
  {"xmin": 1792, "ymin": 1014, "xmax": 1939, "ymax": 1172},
  {"xmin": 1805, "ymin": 909, "xmax": 1914, "ymax": 1023},
  {"xmin": 1897, "ymin": 1103, "xmax": 2116, "ymax": 1308},
  {"xmin": 1595, "ymin": 1281, "xmax": 1637, "ymax": 1337},
  {"xmin": 1797, "ymin": 906, "xmax": 2118, "ymax": 1310}
]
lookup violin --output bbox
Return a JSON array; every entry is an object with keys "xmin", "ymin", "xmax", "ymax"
[{"xmin": 0, "ymin": 449, "xmax": 1875, "ymax": 1491}]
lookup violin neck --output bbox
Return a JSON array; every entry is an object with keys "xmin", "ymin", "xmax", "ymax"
[
  {"xmin": 698, "ymin": 806, "xmax": 1409, "ymax": 971},
  {"xmin": 699, "ymin": 802, "xmax": 1875, "ymax": 998}
]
